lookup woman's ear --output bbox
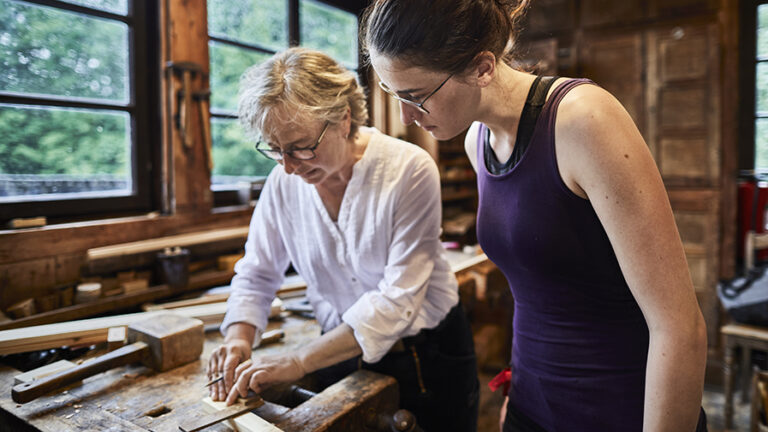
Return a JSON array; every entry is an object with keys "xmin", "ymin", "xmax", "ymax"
[
  {"xmin": 471, "ymin": 51, "xmax": 497, "ymax": 88},
  {"xmin": 344, "ymin": 107, "xmax": 352, "ymax": 139}
]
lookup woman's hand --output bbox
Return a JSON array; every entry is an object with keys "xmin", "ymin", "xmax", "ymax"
[
  {"xmin": 224, "ymin": 352, "xmax": 306, "ymax": 405},
  {"xmin": 207, "ymin": 338, "xmax": 251, "ymax": 401}
]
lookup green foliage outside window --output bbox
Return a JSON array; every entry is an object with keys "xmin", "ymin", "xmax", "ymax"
[
  {"xmin": 0, "ymin": 105, "xmax": 128, "ymax": 176},
  {"xmin": 207, "ymin": 0, "xmax": 358, "ymax": 185},
  {"xmin": 0, "ymin": 0, "xmax": 131, "ymax": 198},
  {"xmin": 0, "ymin": 0, "xmax": 128, "ymax": 101},
  {"xmin": 757, "ymin": 5, "xmax": 768, "ymax": 171},
  {"xmin": 300, "ymin": 0, "xmax": 358, "ymax": 69}
]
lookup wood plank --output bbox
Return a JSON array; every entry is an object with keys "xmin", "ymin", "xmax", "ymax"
[
  {"xmin": 179, "ymin": 396, "xmax": 266, "ymax": 432},
  {"xmin": 86, "ymin": 227, "xmax": 248, "ymax": 262},
  {"xmin": 192, "ymin": 396, "xmax": 282, "ymax": 432}
]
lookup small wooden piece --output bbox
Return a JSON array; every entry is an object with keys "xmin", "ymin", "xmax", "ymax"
[
  {"xmin": 107, "ymin": 326, "xmax": 126, "ymax": 351},
  {"xmin": 217, "ymin": 253, "xmax": 244, "ymax": 272},
  {"xmin": 35, "ymin": 293, "xmax": 60, "ymax": 313},
  {"xmin": 11, "ymin": 313, "xmax": 204, "ymax": 403},
  {"xmin": 179, "ymin": 396, "xmax": 269, "ymax": 432},
  {"xmin": 6, "ymin": 298, "xmax": 36, "ymax": 319},
  {"xmin": 121, "ymin": 279, "xmax": 149, "ymax": 295},
  {"xmin": 6, "ymin": 216, "xmax": 47, "ymax": 229}
]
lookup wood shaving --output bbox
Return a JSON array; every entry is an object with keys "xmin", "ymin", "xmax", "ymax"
[{"xmin": 65, "ymin": 414, "xmax": 74, "ymax": 419}]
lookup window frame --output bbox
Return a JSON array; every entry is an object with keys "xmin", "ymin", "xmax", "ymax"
[
  {"xmin": 208, "ymin": 0, "xmax": 366, "ymax": 207},
  {"xmin": 740, "ymin": 0, "xmax": 768, "ymax": 172},
  {"xmin": 0, "ymin": 0, "xmax": 161, "ymax": 223}
]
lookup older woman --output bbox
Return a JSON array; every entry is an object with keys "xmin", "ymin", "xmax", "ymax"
[{"xmin": 207, "ymin": 47, "xmax": 479, "ymax": 432}]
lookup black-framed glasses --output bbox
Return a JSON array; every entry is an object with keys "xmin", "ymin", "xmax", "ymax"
[
  {"xmin": 378, "ymin": 74, "xmax": 453, "ymax": 114},
  {"xmin": 255, "ymin": 121, "xmax": 330, "ymax": 161}
]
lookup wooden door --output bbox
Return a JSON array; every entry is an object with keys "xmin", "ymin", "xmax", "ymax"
[
  {"xmin": 649, "ymin": 0, "xmax": 718, "ymax": 18},
  {"xmin": 646, "ymin": 24, "xmax": 720, "ymax": 187},
  {"xmin": 526, "ymin": 0, "xmax": 575, "ymax": 36},
  {"xmin": 580, "ymin": 0, "xmax": 647, "ymax": 28},
  {"xmin": 579, "ymin": 32, "xmax": 645, "ymax": 138}
]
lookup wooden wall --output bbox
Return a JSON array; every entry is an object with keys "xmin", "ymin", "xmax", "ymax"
[{"xmin": 516, "ymin": 0, "xmax": 739, "ymax": 369}]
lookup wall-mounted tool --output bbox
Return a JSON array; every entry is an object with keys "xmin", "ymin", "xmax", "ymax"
[
  {"xmin": 166, "ymin": 61, "xmax": 203, "ymax": 151},
  {"xmin": 193, "ymin": 88, "xmax": 213, "ymax": 171}
]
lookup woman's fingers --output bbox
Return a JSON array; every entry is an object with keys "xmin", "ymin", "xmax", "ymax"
[
  {"xmin": 224, "ymin": 354, "xmax": 247, "ymax": 391},
  {"xmin": 226, "ymin": 364, "xmax": 255, "ymax": 405}
]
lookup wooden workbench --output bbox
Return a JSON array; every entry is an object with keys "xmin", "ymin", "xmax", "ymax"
[
  {"xmin": 0, "ymin": 316, "xmax": 330, "ymax": 431},
  {"xmin": 0, "ymin": 250, "xmax": 491, "ymax": 431}
]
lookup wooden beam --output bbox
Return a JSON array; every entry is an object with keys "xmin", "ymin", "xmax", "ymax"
[{"xmin": 86, "ymin": 227, "xmax": 249, "ymax": 262}]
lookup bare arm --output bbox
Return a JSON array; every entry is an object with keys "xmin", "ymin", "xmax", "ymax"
[{"xmin": 556, "ymin": 84, "xmax": 707, "ymax": 432}]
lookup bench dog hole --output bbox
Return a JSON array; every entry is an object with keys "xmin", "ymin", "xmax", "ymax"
[{"xmin": 144, "ymin": 405, "xmax": 172, "ymax": 418}]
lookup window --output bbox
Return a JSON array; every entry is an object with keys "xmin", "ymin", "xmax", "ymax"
[
  {"xmin": 742, "ymin": 0, "xmax": 768, "ymax": 172},
  {"xmin": 207, "ymin": 0, "xmax": 360, "ymax": 206},
  {"xmin": 0, "ymin": 0, "xmax": 160, "ymax": 222}
]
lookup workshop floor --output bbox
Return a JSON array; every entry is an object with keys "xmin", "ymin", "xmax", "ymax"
[{"xmin": 475, "ymin": 371, "xmax": 753, "ymax": 432}]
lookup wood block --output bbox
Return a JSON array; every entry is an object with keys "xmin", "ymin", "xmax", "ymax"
[
  {"xmin": 7, "ymin": 298, "xmax": 36, "ymax": 319},
  {"xmin": 13, "ymin": 359, "xmax": 76, "ymax": 385},
  {"xmin": 217, "ymin": 253, "xmax": 244, "ymax": 272},
  {"xmin": 58, "ymin": 285, "xmax": 74, "ymax": 307},
  {"xmin": 200, "ymin": 397, "xmax": 283, "ymax": 432},
  {"xmin": 35, "ymin": 293, "xmax": 60, "ymax": 313},
  {"xmin": 107, "ymin": 326, "xmax": 126, "ymax": 351},
  {"xmin": 121, "ymin": 279, "xmax": 149, "ymax": 295},
  {"xmin": 5, "ymin": 216, "xmax": 47, "ymax": 229}
]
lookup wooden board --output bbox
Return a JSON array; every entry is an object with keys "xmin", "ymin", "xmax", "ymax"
[
  {"xmin": 86, "ymin": 227, "xmax": 249, "ymax": 262},
  {"xmin": 199, "ymin": 397, "xmax": 283, "ymax": 432}
]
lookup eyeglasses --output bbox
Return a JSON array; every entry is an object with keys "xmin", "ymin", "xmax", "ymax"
[
  {"xmin": 378, "ymin": 74, "xmax": 452, "ymax": 114},
  {"xmin": 255, "ymin": 121, "xmax": 330, "ymax": 161}
]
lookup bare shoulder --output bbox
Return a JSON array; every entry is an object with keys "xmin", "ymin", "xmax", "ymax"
[
  {"xmin": 553, "ymin": 82, "xmax": 650, "ymax": 198},
  {"xmin": 464, "ymin": 121, "xmax": 481, "ymax": 173}
]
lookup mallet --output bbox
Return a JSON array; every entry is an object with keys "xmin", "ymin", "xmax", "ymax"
[{"xmin": 12, "ymin": 313, "xmax": 204, "ymax": 403}]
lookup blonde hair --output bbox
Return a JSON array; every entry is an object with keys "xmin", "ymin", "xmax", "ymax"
[{"xmin": 238, "ymin": 47, "xmax": 368, "ymax": 142}]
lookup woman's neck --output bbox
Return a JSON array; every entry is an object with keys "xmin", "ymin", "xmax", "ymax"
[
  {"xmin": 317, "ymin": 130, "xmax": 370, "ymax": 192},
  {"xmin": 475, "ymin": 65, "xmax": 537, "ymax": 150}
]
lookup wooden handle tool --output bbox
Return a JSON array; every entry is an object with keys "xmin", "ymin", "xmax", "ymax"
[{"xmin": 12, "ymin": 342, "xmax": 148, "ymax": 403}]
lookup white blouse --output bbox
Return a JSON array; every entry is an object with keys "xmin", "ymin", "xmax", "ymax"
[{"xmin": 221, "ymin": 128, "xmax": 459, "ymax": 363}]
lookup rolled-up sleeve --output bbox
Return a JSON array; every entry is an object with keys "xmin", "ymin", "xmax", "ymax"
[
  {"xmin": 342, "ymin": 156, "xmax": 444, "ymax": 363},
  {"xmin": 221, "ymin": 173, "xmax": 290, "ymax": 342}
]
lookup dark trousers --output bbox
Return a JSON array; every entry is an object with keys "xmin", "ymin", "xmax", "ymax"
[
  {"xmin": 502, "ymin": 397, "xmax": 709, "ymax": 432},
  {"xmin": 316, "ymin": 304, "xmax": 479, "ymax": 432}
]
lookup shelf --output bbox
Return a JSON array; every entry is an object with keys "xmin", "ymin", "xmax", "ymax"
[
  {"xmin": 442, "ymin": 191, "xmax": 478, "ymax": 202},
  {"xmin": 441, "ymin": 174, "xmax": 476, "ymax": 183},
  {"xmin": 0, "ymin": 269, "xmax": 235, "ymax": 331}
]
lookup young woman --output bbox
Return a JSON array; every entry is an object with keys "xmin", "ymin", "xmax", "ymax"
[
  {"xmin": 207, "ymin": 47, "xmax": 479, "ymax": 432},
  {"xmin": 362, "ymin": 1, "xmax": 708, "ymax": 431}
]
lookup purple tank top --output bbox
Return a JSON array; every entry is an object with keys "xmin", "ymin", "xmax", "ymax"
[{"xmin": 476, "ymin": 79, "xmax": 649, "ymax": 431}]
